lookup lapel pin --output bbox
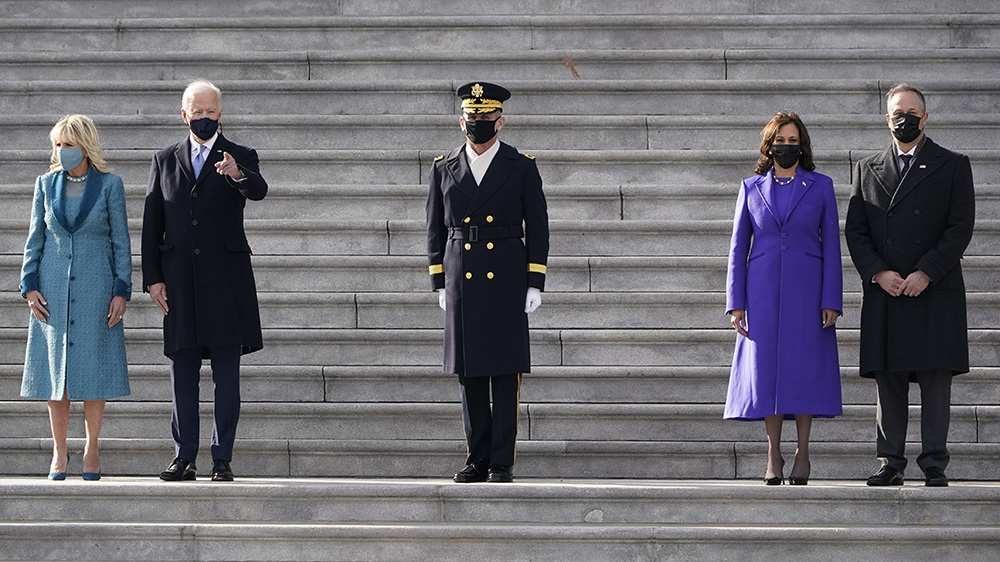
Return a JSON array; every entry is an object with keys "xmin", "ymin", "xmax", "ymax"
[{"xmin": 919, "ymin": 164, "xmax": 926, "ymax": 168}]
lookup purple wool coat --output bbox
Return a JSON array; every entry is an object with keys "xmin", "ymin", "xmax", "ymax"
[{"xmin": 724, "ymin": 168, "xmax": 843, "ymax": 420}]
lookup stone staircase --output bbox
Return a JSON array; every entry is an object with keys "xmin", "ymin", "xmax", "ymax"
[{"xmin": 1, "ymin": 1, "xmax": 999, "ymax": 559}]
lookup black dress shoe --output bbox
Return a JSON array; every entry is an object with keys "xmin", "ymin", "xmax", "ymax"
[
  {"xmin": 486, "ymin": 465, "xmax": 514, "ymax": 483},
  {"xmin": 866, "ymin": 465, "xmax": 904, "ymax": 486},
  {"xmin": 924, "ymin": 466, "xmax": 949, "ymax": 487},
  {"xmin": 453, "ymin": 460, "xmax": 489, "ymax": 483},
  {"xmin": 159, "ymin": 457, "xmax": 196, "ymax": 481},
  {"xmin": 211, "ymin": 459, "xmax": 235, "ymax": 482}
]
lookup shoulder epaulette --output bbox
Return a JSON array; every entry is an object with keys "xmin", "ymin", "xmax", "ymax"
[
  {"xmin": 434, "ymin": 154, "xmax": 445, "ymax": 162},
  {"xmin": 524, "ymin": 154, "xmax": 535, "ymax": 160}
]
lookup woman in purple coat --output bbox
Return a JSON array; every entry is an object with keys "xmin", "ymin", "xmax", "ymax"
[{"xmin": 725, "ymin": 112, "xmax": 843, "ymax": 485}]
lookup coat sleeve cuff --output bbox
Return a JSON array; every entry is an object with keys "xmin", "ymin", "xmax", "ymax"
[
  {"xmin": 19, "ymin": 273, "xmax": 39, "ymax": 297},
  {"xmin": 113, "ymin": 277, "xmax": 132, "ymax": 300},
  {"xmin": 528, "ymin": 263, "xmax": 546, "ymax": 291},
  {"xmin": 429, "ymin": 264, "xmax": 445, "ymax": 291}
]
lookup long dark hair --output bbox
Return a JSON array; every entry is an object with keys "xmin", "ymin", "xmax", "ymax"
[{"xmin": 754, "ymin": 111, "xmax": 816, "ymax": 175}]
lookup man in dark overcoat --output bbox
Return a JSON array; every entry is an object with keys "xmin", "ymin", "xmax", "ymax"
[
  {"xmin": 845, "ymin": 83, "xmax": 975, "ymax": 487},
  {"xmin": 426, "ymin": 82, "xmax": 549, "ymax": 483},
  {"xmin": 142, "ymin": 80, "xmax": 267, "ymax": 482}
]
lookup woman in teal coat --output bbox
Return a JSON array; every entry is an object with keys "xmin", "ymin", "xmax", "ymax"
[{"xmin": 20, "ymin": 115, "xmax": 131, "ymax": 480}]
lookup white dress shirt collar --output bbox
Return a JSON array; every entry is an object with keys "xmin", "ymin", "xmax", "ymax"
[
  {"xmin": 191, "ymin": 132, "xmax": 219, "ymax": 158},
  {"xmin": 465, "ymin": 140, "xmax": 501, "ymax": 186}
]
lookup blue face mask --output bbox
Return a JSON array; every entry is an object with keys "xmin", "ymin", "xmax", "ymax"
[{"xmin": 58, "ymin": 147, "xmax": 85, "ymax": 172}]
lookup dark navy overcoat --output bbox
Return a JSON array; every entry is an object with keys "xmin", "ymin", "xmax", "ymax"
[
  {"xmin": 426, "ymin": 141, "xmax": 549, "ymax": 377},
  {"xmin": 141, "ymin": 133, "xmax": 267, "ymax": 357}
]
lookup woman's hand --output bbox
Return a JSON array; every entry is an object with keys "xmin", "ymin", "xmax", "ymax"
[
  {"xmin": 821, "ymin": 308, "xmax": 840, "ymax": 329},
  {"xmin": 730, "ymin": 309, "xmax": 748, "ymax": 337},
  {"xmin": 107, "ymin": 295, "xmax": 127, "ymax": 327},
  {"xmin": 26, "ymin": 290, "xmax": 49, "ymax": 322}
]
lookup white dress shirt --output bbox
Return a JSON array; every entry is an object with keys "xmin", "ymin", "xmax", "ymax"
[{"xmin": 465, "ymin": 140, "xmax": 500, "ymax": 185}]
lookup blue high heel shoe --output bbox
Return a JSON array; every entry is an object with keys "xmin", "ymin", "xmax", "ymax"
[
  {"xmin": 48, "ymin": 454, "xmax": 69, "ymax": 481},
  {"xmin": 82, "ymin": 469, "xmax": 101, "ymax": 481}
]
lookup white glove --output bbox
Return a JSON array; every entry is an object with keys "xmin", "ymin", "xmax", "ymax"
[
  {"xmin": 438, "ymin": 290, "xmax": 446, "ymax": 311},
  {"xmin": 525, "ymin": 287, "xmax": 542, "ymax": 313}
]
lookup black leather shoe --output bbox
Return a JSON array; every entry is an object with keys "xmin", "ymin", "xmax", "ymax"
[
  {"xmin": 159, "ymin": 457, "xmax": 196, "ymax": 481},
  {"xmin": 453, "ymin": 459, "xmax": 489, "ymax": 483},
  {"xmin": 487, "ymin": 465, "xmax": 514, "ymax": 483},
  {"xmin": 211, "ymin": 459, "xmax": 235, "ymax": 482},
  {"xmin": 866, "ymin": 465, "xmax": 904, "ymax": 486},
  {"xmin": 924, "ymin": 466, "xmax": 949, "ymax": 487}
]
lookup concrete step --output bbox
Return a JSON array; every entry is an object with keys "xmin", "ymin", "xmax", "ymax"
[
  {"xmin": 8, "ymin": 48, "xmax": 1000, "ymax": 84},
  {"xmin": 3, "ymin": 399, "xmax": 998, "ymax": 445},
  {"xmin": 3, "ymin": 361, "xmax": 1000, "ymax": 408},
  {"xmin": 5, "ymin": 0, "xmax": 991, "ymax": 17},
  {"xmin": 9, "ymin": 177, "xmax": 1000, "ymax": 224},
  {"xmin": 5, "ymin": 15, "xmax": 1000, "ymax": 52},
  {"xmin": 5, "ymin": 79, "xmax": 1000, "ymax": 117},
  {"xmin": 6, "ymin": 147, "xmax": 1000, "ymax": 193},
  {"xmin": 4, "ymin": 520, "xmax": 999, "ymax": 562},
  {"xmin": 0, "ymin": 436, "xmax": 998, "ymax": 480},
  {"xmin": 3, "ymin": 326, "xmax": 1000, "ymax": 370},
  {"xmin": 5, "ymin": 253, "xmax": 1000, "ymax": 296},
  {"xmin": 3, "ymin": 477, "xmax": 1000, "ymax": 525},
  {"xmin": 4, "ymin": 112, "xmax": 998, "ymax": 153},
  {"xmin": 5, "ymin": 253, "xmax": 1000, "ymax": 297}
]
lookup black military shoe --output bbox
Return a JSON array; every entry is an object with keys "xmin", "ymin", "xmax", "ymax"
[
  {"xmin": 159, "ymin": 457, "xmax": 197, "ymax": 481},
  {"xmin": 866, "ymin": 465, "xmax": 904, "ymax": 486},
  {"xmin": 453, "ymin": 459, "xmax": 489, "ymax": 483},
  {"xmin": 211, "ymin": 459, "xmax": 235, "ymax": 482},
  {"xmin": 487, "ymin": 465, "xmax": 514, "ymax": 483},
  {"xmin": 924, "ymin": 466, "xmax": 949, "ymax": 487}
]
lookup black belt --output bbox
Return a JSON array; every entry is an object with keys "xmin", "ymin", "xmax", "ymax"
[{"xmin": 449, "ymin": 224, "xmax": 524, "ymax": 242}]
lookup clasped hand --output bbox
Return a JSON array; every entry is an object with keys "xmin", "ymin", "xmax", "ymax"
[{"xmin": 875, "ymin": 269, "xmax": 930, "ymax": 298}]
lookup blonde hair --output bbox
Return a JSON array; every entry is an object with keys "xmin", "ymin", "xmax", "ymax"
[
  {"xmin": 182, "ymin": 79, "xmax": 222, "ymax": 111},
  {"xmin": 48, "ymin": 114, "xmax": 110, "ymax": 173}
]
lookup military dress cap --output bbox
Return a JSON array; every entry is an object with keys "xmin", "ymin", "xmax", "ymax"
[{"xmin": 457, "ymin": 82, "xmax": 511, "ymax": 113}]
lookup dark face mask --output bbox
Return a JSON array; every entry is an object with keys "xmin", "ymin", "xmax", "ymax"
[
  {"xmin": 891, "ymin": 113, "xmax": 922, "ymax": 144},
  {"xmin": 189, "ymin": 117, "xmax": 219, "ymax": 141},
  {"xmin": 464, "ymin": 117, "xmax": 499, "ymax": 144},
  {"xmin": 771, "ymin": 144, "xmax": 802, "ymax": 169}
]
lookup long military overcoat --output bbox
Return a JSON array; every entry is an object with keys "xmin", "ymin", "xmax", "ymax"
[
  {"xmin": 20, "ymin": 170, "xmax": 132, "ymax": 400},
  {"xmin": 426, "ymin": 142, "xmax": 549, "ymax": 377},
  {"xmin": 141, "ymin": 133, "xmax": 267, "ymax": 357},
  {"xmin": 845, "ymin": 137, "xmax": 975, "ymax": 378}
]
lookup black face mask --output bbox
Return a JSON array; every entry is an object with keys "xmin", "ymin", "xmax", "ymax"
[
  {"xmin": 189, "ymin": 117, "xmax": 219, "ymax": 141},
  {"xmin": 771, "ymin": 144, "xmax": 802, "ymax": 169},
  {"xmin": 464, "ymin": 118, "xmax": 499, "ymax": 144},
  {"xmin": 891, "ymin": 113, "xmax": 923, "ymax": 144}
]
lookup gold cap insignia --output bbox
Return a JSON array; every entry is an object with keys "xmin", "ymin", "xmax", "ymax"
[{"xmin": 472, "ymin": 83, "xmax": 484, "ymax": 98}]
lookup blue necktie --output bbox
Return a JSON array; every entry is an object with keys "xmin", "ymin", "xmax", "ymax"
[{"xmin": 193, "ymin": 144, "xmax": 206, "ymax": 178}]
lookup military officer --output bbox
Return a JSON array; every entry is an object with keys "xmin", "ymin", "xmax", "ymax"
[{"xmin": 426, "ymin": 82, "xmax": 549, "ymax": 483}]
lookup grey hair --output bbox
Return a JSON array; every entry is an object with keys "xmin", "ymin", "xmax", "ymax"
[{"xmin": 182, "ymin": 79, "xmax": 222, "ymax": 111}]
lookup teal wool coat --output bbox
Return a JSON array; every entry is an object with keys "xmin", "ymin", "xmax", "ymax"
[{"xmin": 20, "ymin": 170, "xmax": 132, "ymax": 400}]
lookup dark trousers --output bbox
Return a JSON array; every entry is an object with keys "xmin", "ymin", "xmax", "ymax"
[
  {"xmin": 459, "ymin": 373, "xmax": 521, "ymax": 467},
  {"xmin": 874, "ymin": 369, "xmax": 951, "ymax": 472},
  {"xmin": 169, "ymin": 345, "xmax": 241, "ymax": 463}
]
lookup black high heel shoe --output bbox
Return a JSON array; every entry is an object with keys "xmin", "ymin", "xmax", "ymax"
[
  {"xmin": 789, "ymin": 461, "xmax": 810, "ymax": 486},
  {"xmin": 764, "ymin": 458, "xmax": 785, "ymax": 485}
]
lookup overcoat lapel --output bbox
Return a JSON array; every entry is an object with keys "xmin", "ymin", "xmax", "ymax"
[
  {"xmin": 753, "ymin": 174, "xmax": 782, "ymax": 226},
  {"xmin": 197, "ymin": 135, "xmax": 227, "ymax": 187},
  {"xmin": 783, "ymin": 170, "xmax": 813, "ymax": 223},
  {"xmin": 866, "ymin": 144, "xmax": 901, "ymax": 201},
  {"xmin": 51, "ymin": 172, "xmax": 101, "ymax": 233},
  {"xmin": 444, "ymin": 146, "xmax": 478, "ymax": 202},
  {"xmin": 889, "ymin": 138, "xmax": 946, "ymax": 210},
  {"xmin": 71, "ymin": 172, "xmax": 101, "ymax": 231},
  {"xmin": 466, "ymin": 142, "xmax": 517, "ymax": 216},
  {"xmin": 174, "ymin": 138, "xmax": 196, "ymax": 186}
]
